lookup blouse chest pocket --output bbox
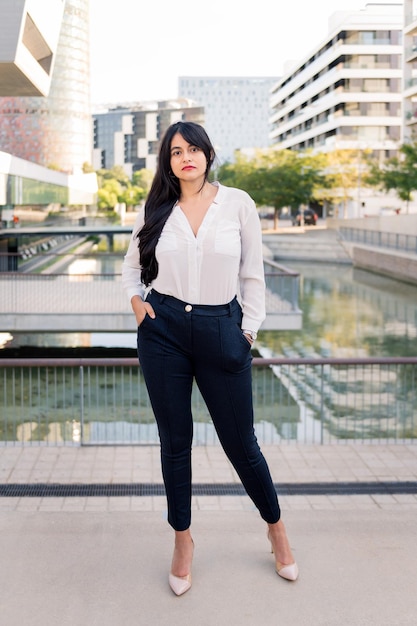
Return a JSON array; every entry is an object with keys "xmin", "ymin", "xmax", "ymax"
[
  {"xmin": 214, "ymin": 219, "xmax": 241, "ymax": 258},
  {"xmin": 156, "ymin": 224, "xmax": 178, "ymax": 254}
]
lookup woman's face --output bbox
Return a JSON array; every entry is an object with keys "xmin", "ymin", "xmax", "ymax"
[{"xmin": 170, "ymin": 133, "xmax": 207, "ymax": 183}]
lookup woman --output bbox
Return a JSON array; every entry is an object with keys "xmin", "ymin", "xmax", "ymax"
[{"xmin": 122, "ymin": 121, "xmax": 298, "ymax": 595}]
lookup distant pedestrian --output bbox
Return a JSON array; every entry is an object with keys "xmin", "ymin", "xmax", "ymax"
[{"xmin": 122, "ymin": 121, "xmax": 298, "ymax": 596}]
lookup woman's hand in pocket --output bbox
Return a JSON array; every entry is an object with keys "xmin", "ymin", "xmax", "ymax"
[{"xmin": 131, "ymin": 295, "xmax": 156, "ymax": 327}]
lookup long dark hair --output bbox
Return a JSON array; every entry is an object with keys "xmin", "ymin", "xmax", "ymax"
[{"xmin": 138, "ymin": 121, "xmax": 216, "ymax": 286}]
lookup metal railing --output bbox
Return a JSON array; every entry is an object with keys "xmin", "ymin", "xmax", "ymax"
[
  {"xmin": 339, "ymin": 227, "xmax": 417, "ymax": 255},
  {"xmin": 263, "ymin": 258, "xmax": 300, "ymax": 315},
  {"xmin": 1, "ymin": 357, "xmax": 416, "ymax": 447}
]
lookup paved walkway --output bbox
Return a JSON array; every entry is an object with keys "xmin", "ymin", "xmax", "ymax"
[{"xmin": 1, "ymin": 443, "xmax": 417, "ymax": 625}]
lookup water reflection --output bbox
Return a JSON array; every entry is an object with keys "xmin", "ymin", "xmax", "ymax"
[{"xmin": 261, "ymin": 262, "xmax": 417, "ymax": 358}]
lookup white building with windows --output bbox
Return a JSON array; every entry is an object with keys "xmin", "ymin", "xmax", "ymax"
[
  {"xmin": 178, "ymin": 76, "xmax": 279, "ymax": 164},
  {"xmin": 403, "ymin": 0, "xmax": 417, "ymax": 139},
  {"xmin": 270, "ymin": 2, "xmax": 403, "ymax": 162}
]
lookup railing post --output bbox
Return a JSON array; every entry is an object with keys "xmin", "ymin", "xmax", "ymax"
[
  {"xmin": 320, "ymin": 364, "xmax": 324, "ymax": 445},
  {"xmin": 79, "ymin": 365, "xmax": 84, "ymax": 445}
]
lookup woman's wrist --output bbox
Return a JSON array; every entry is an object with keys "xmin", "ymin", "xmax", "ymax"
[{"xmin": 242, "ymin": 329, "xmax": 257, "ymax": 342}]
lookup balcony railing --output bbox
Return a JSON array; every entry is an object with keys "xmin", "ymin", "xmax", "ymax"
[
  {"xmin": 1, "ymin": 357, "xmax": 416, "ymax": 446},
  {"xmin": 340, "ymin": 227, "xmax": 417, "ymax": 255}
]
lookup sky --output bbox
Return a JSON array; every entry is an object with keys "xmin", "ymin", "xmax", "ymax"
[{"xmin": 88, "ymin": 0, "xmax": 365, "ymax": 105}]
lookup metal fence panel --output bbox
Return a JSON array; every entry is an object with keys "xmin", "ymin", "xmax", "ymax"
[{"xmin": 1, "ymin": 357, "xmax": 416, "ymax": 446}]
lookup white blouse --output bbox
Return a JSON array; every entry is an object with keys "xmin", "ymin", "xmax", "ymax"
[{"xmin": 121, "ymin": 182, "xmax": 266, "ymax": 331}]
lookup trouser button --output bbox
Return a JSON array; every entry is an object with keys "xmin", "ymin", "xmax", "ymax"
[{"xmin": 185, "ymin": 304, "xmax": 192, "ymax": 312}]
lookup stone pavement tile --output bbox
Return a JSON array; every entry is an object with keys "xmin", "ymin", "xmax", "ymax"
[
  {"xmin": 279, "ymin": 495, "xmax": 311, "ymax": 510},
  {"xmin": 218, "ymin": 495, "xmax": 254, "ymax": 512},
  {"xmin": 108, "ymin": 497, "xmax": 132, "ymax": 511},
  {"xmin": 194, "ymin": 495, "xmax": 222, "ymax": 511},
  {"xmin": 0, "ymin": 499, "xmax": 18, "ymax": 511},
  {"xmin": 351, "ymin": 468, "xmax": 385, "ymax": 480},
  {"xmin": 306, "ymin": 495, "xmax": 335, "ymax": 510},
  {"xmin": 393, "ymin": 494, "xmax": 417, "ymax": 504},
  {"xmin": 151, "ymin": 496, "xmax": 168, "ymax": 512},
  {"xmin": 370, "ymin": 494, "xmax": 400, "ymax": 508},
  {"xmin": 84, "ymin": 497, "xmax": 110, "ymax": 512},
  {"xmin": 38, "ymin": 497, "xmax": 65, "ymax": 511},
  {"xmin": 61, "ymin": 497, "xmax": 88, "ymax": 511},
  {"xmin": 3, "ymin": 471, "xmax": 33, "ymax": 484},
  {"xmin": 130, "ymin": 497, "xmax": 154, "ymax": 511},
  {"xmin": 346, "ymin": 494, "xmax": 383, "ymax": 509},
  {"xmin": 68, "ymin": 472, "xmax": 94, "ymax": 484},
  {"xmin": 15, "ymin": 498, "xmax": 42, "ymax": 512},
  {"xmin": 325, "ymin": 495, "xmax": 356, "ymax": 509}
]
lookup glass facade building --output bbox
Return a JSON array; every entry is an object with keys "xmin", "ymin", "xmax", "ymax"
[{"xmin": 0, "ymin": 0, "xmax": 92, "ymax": 173}]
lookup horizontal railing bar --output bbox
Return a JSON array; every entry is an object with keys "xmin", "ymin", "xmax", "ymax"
[
  {"xmin": 0, "ymin": 358, "xmax": 140, "ymax": 367},
  {"xmin": 1, "ymin": 357, "xmax": 417, "ymax": 368},
  {"xmin": 263, "ymin": 257, "xmax": 300, "ymax": 276},
  {"xmin": 0, "ymin": 270, "xmax": 295, "ymax": 278},
  {"xmin": 252, "ymin": 357, "xmax": 417, "ymax": 366}
]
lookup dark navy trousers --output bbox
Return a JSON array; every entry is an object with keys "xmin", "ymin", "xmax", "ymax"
[{"xmin": 137, "ymin": 289, "xmax": 281, "ymax": 531}]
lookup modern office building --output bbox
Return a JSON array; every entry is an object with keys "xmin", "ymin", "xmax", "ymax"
[
  {"xmin": 403, "ymin": 0, "xmax": 417, "ymax": 140},
  {"xmin": 93, "ymin": 99, "xmax": 204, "ymax": 175},
  {"xmin": 178, "ymin": 76, "xmax": 279, "ymax": 164},
  {"xmin": 0, "ymin": 0, "xmax": 92, "ymax": 174},
  {"xmin": 0, "ymin": 0, "xmax": 64, "ymax": 97},
  {"xmin": 270, "ymin": 2, "xmax": 403, "ymax": 161}
]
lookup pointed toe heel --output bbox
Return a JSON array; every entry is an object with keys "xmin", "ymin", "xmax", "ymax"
[
  {"xmin": 267, "ymin": 530, "xmax": 299, "ymax": 582},
  {"xmin": 169, "ymin": 573, "xmax": 192, "ymax": 596},
  {"xmin": 276, "ymin": 561, "xmax": 299, "ymax": 582}
]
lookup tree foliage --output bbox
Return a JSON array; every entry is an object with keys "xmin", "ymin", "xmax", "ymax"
[
  {"xmin": 317, "ymin": 149, "xmax": 373, "ymax": 218},
  {"xmin": 366, "ymin": 141, "xmax": 417, "ymax": 208},
  {"xmin": 217, "ymin": 149, "xmax": 326, "ymax": 226},
  {"xmin": 96, "ymin": 167, "xmax": 152, "ymax": 209}
]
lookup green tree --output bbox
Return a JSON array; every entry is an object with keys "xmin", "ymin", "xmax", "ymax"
[
  {"xmin": 82, "ymin": 162, "xmax": 95, "ymax": 174},
  {"xmin": 97, "ymin": 179, "xmax": 122, "ymax": 210},
  {"xmin": 119, "ymin": 183, "xmax": 146, "ymax": 209},
  {"xmin": 97, "ymin": 166, "xmax": 129, "ymax": 187},
  {"xmin": 95, "ymin": 167, "xmax": 151, "ymax": 210},
  {"xmin": 218, "ymin": 149, "xmax": 326, "ymax": 228},
  {"xmin": 317, "ymin": 149, "xmax": 370, "ymax": 219},
  {"xmin": 132, "ymin": 169, "xmax": 154, "ymax": 194},
  {"xmin": 366, "ymin": 142, "xmax": 417, "ymax": 211}
]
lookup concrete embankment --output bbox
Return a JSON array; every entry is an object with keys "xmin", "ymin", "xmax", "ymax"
[
  {"xmin": 263, "ymin": 216, "xmax": 417, "ymax": 287},
  {"xmin": 330, "ymin": 214, "xmax": 417, "ymax": 287},
  {"xmin": 262, "ymin": 226, "xmax": 352, "ymax": 264}
]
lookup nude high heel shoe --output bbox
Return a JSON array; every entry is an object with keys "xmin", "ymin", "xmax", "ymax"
[
  {"xmin": 168, "ymin": 573, "xmax": 192, "ymax": 596},
  {"xmin": 268, "ymin": 531, "xmax": 299, "ymax": 582},
  {"xmin": 169, "ymin": 538, "xmax": 194, "ymax": 596}
]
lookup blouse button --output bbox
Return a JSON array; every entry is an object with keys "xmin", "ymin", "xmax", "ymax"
[{"xmin": 185, "ymin": 304, "xmax": 192, "ymax": 312}]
